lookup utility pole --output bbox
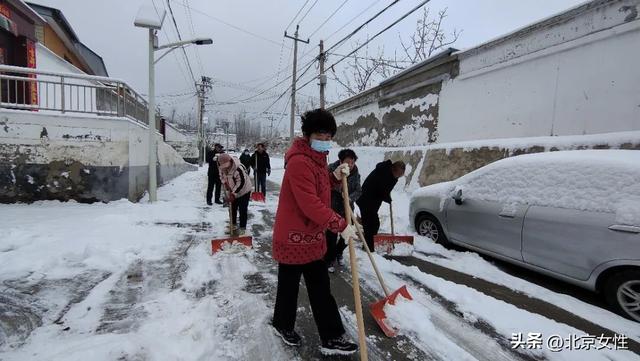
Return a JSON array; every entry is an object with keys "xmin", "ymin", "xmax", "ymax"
[
  {"xmin": 284, "ymin": 25, "xmax": 309, "ymax": 143},
  {"xmin": 319, "ymin": 40, "xmax": 326, "ymax": 109},
  {"xmin": 196, "ymin": 76, "xmax": 212, "ymax": 166}
]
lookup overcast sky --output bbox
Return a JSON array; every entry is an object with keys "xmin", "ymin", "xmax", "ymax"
[{"xmin": 32, "ymin": 0, "xmax": 587, "ymax": 133}]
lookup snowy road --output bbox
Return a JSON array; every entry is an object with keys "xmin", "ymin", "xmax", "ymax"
[{"xmin": 1, "ymin": 165, "xmax": 639, "ymax": 360}]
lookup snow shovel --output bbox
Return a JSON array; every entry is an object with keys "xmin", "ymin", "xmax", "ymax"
[
  {"xmin": 211, "ymin": 192, "xmax": 252, "ymax": 254},
  {"xmin": 250, "ymin": 154, "xmax": 265, "ymax": 202},
  {"xmin": 341, "ymin": 184, "xmax": 412, "ymax": 337},
  {"xmin": 341, "ymin": 177, "xmax": 369, "ymax": 361},
  {"xmin": 373, "ymin": 202, "xmax": 414, "ymax": 254}
]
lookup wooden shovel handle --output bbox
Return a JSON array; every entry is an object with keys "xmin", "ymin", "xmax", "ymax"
[
  {"xmin": 389, "ymin": 202, "xmax": 395, "ymax": 236},
  {"xmin": 342, "ymin": 177, "xmax": 368, "ymax": 361},
  {"xmin": 351, "ymin": 214, "xmax": 391, "ymax": 297}
]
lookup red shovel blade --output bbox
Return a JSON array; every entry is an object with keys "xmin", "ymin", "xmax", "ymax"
[
  {"xmin": 250, "ymin": 192, "xmax": 265, "ymax": 202},
  {"xmin": 211, "ymin": 235, "xmax": 253, "ymax": 254},
  {"xmin": 374, "ymin": 234, "xmax": 414, "ymax": 254},
  {"xmin": 369, "ymin": 285, "xmax": 413, "ymax": 337}
]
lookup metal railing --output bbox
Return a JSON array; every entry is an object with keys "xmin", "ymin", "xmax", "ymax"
[{"xmin": 0, "ymin": 64, "xmax": 149, "ymax": 124}]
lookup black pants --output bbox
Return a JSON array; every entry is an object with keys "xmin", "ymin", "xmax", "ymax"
[
  {"xmin": 273, "ymin": 260, "xmax": 345, "ymax": 343},
  {"xmin": 231, "ymin": 193, "xmax": 250, "ymax": 228},
  {"xmin": 206, "ymin": 174, "xmax": 222, "ymax": 204},
  {"xmin": 324, "ymin": 231, "xmax": 347, "ymax": 264},
  {"xmin": 256, "ymin": 172, "xmax": 267, "ymax": 194},
  {"xmin": 360, "ymin": 206, "xmax": 380, "ymax": 251}
]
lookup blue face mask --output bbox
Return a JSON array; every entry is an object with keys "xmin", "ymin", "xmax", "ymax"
[{"xmin": 310, "ymin": 139, "xmax": 332, "ymax": 153}]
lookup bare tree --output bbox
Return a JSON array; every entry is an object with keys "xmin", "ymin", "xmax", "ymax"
[
  {"xmin": 334, "ymin": 6, "xmax": 461, "ymax": 96},
  {"xmin": 400, "ymin": 7, "xmax": 461, "ymax": 64},
  {"xmin": 233, "ymin": 110, "xmax": 262, "ymax": 146}
]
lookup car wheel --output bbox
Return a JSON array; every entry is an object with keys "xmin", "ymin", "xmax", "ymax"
[
  {"xmin": 604, "ymin": 270, "xmax": 640, "ymax": 322},
  {"xmin": 415, "ymin": 213, "xmax": 450, "ymax": 246}
]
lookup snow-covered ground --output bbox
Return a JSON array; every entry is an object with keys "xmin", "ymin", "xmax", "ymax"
[{"xmin": 1, "ymin": 154, "xmax": 638, "ymax": 360}]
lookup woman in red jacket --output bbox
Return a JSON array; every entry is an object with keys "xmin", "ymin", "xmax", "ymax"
[{"xmin": 271, "ymin": 109, "xmax": 358, "ymax": 355}]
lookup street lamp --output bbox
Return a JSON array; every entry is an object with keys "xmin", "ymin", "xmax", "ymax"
[{"xmin": 134, "ymin": 5, "xmax": 212, "ymax": 202}]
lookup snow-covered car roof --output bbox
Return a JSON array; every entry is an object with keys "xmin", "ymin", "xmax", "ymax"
[{"xmin": 415, "ymin": 150, "xmax": 640, "ymax": 222}]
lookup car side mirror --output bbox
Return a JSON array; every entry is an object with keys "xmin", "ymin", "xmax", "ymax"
[{"xmin": 452, "ymin": 189, "xmax": 463, "ymax": 205}]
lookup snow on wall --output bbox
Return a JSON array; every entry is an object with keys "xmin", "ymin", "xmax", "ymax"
[{"xmin": 331, "ymin": 0, "xmax": 640, "ymax": 147}]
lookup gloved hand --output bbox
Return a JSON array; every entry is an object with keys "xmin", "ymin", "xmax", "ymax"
[
  {"xmin": 333, "ymin": 163, "xmax": 350, "ymax": 180},
  {"xmin": 340, "ymin": 224, "xmax": 358, "ymax": 242},
  {"xmin": 213, "ymin": 155, "xmax": 219, "ymax": 162},
  {"xmin": 226, "ymin": 193, "xmax": 236, "ymax": 204},
  {"xmin": 267, "ymin": 168, "xmax": 271, "ymax": 176}
]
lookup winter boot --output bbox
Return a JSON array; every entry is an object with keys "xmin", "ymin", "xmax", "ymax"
[
  {"xmin": 238, "ymin": 228, "xmax": 246, "ymax": 235},
  {"xmin": 272, "ymin": 325, "xmax": 301, "ymax": 347},
  {"xmin": 327, "ymin": 261, "xmax": 335, "ymax": 273},
  {"xmin": 320, "ymin": 335, "xmax": 358, "ymax": 355}
]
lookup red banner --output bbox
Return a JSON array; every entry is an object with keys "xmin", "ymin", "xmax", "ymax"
[{"xmin": 27, "ymin": 39, "xmax": 38, "ymax": 106}]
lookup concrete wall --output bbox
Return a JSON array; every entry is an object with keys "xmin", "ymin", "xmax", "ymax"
[
  {"xmin": 0, "ymin": 109, "xmax": 195, "ymax": 203},
  {"xmin": 438, "ymin": 0, "xmax": 640, "ymax": 143},
  {"xmin": 164, "ymin": 123, "xmax": 199, "ymax": 163},
  {"xmin": 329, "ymin": 0, "xmax": 640, "ymax": 147}
]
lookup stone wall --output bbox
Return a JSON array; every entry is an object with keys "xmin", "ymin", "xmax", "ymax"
[{"xmin": 336, "ymin": 132, "xmax": 640, "ymax": 191}]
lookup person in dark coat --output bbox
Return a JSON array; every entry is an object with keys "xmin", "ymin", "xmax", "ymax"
[
  {"xmin": 250, "ymin": 143, "xmax": 271, "ymax": 195},
  {"xmin": 324, "ymin": 149, "xmax": 361, "ymax": 272},
  {"xmin": 239, "ymin": 149, "xmax": 252, "ymax": 176},
  {"xmin": 271, "ymin": 109, "xmax": 358, "ymax": 355},
  {"xmin": 356, "ymin": 160, "xmax": 406, "ymax": 251},
  {"xmin": 206, "ymin": 143, "xmax": 224, "ymax": 205}
]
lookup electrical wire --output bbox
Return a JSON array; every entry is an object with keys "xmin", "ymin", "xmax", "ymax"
[
  {"xmin": 325, "ymin": 0, "xmax": 400, "ymax": 55},
  {"xmin": 166, "ymin": 0, "xmax": 198, "ymax": 86},
  {"xmin": 184, "ymin": 0, "xmax": 205, "ymax": 75},
  {"xmin": 328, "ymin": 0, "xmax": 431, "ymax": 69},
  {"xmin": 151, "ymin": 0, "xmax": 192, "ymax": 90},
  {"xmin": 285, "ymin": 0, "xmax": 311, "ymax": 32},
  {"xmin": 297, "ymin": 0, "xmax": 320, "ymax": 26},
  {"xmin": 171, "ymin": 0, "xmax": 289, "ymax": 49},
  {"xmin": 308, "ymin": 0, "xmax": 350, "ymax": 39},
  {"xmin": 298, "ymin": 0, "xmax": 431, "ymax": 93}
]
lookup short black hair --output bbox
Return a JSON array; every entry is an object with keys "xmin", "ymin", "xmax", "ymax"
[
  {"xmin": 338, "ymin": 148, "xmax": 358, "ymax": 161},
  {"xmin": 301, "ymin": 108, "xmax": 337, "ymax": 137}
]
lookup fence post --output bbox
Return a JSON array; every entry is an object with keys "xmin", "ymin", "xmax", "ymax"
[
  {"xmin": 60, "ymin": 76, "xmax": 65, "ymax": 113},
  {"xmin": 122, "ymin": 83, "xmax": 127, "ymax": 118}
]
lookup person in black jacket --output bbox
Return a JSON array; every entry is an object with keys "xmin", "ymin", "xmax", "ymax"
[
  {"xmin": 206, "ymin": 143, "xmax": 224, "ymax": 205},
  {"xmin": 356, "ymin": 160, "xmax": 406, "ymax": 251},
  {"xmin": 239, "ymin": 149, "xmax": 252, "ymax": 176},
  {"xmin": 250, "ymin": 143, "xmax": 271, "ymax": 195},
  {"xmin": 325, "ymin": 149, "xmax": 361, "ymax": 272}
]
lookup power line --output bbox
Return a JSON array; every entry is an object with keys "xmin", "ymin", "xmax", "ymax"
[
  {"xmin": 308, "ymin": 0, "xmax": 350, "ymax": 39},
  {"xmin": 184, "ymin": 0, "xmax": 205, "ymax": 75},
  {"xmin": 166, "ymin": 0, "xmax": 198, "ymax": 86},
  {"xmin": 328, "ymin": 0, "xmax": 431, "ymax": 69},
  {"xmin": 299, "ymin": 0, "xmax": 431, "ymax": 93},
  {"xmin": 285, "ymin": 0, "xmax": 311, "ymax": 32},
  {"xmin": 325, "ymin": 0, "xmax": 400, "ymax": 55},
  {"xmin": 297, "ymin": 0, "xmax": 320, "ymax": 26},
  {"xmin": 171, "ymin": 0, "xmax": 289, "ymax": 49},
  {"xmin": 325, "ymin": 0, "xmax": 384, "ymax": 43},
  {"xmin": 151, "ymin": 0, "xmax": 192, "ymax": 90}
]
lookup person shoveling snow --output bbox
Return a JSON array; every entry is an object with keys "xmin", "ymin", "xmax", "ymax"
[
  {"xmin": 270, "ymin": 109, "xmax": 360, "ymax": 356},
  {"xmin": 357, "ymin": 160, "xmax": 407, "ymax": 252}
]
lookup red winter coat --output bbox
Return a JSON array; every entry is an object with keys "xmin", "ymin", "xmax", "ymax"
[{"xmin": 272, "ymin": 137, "xmax": 347, "ymax": 264}]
